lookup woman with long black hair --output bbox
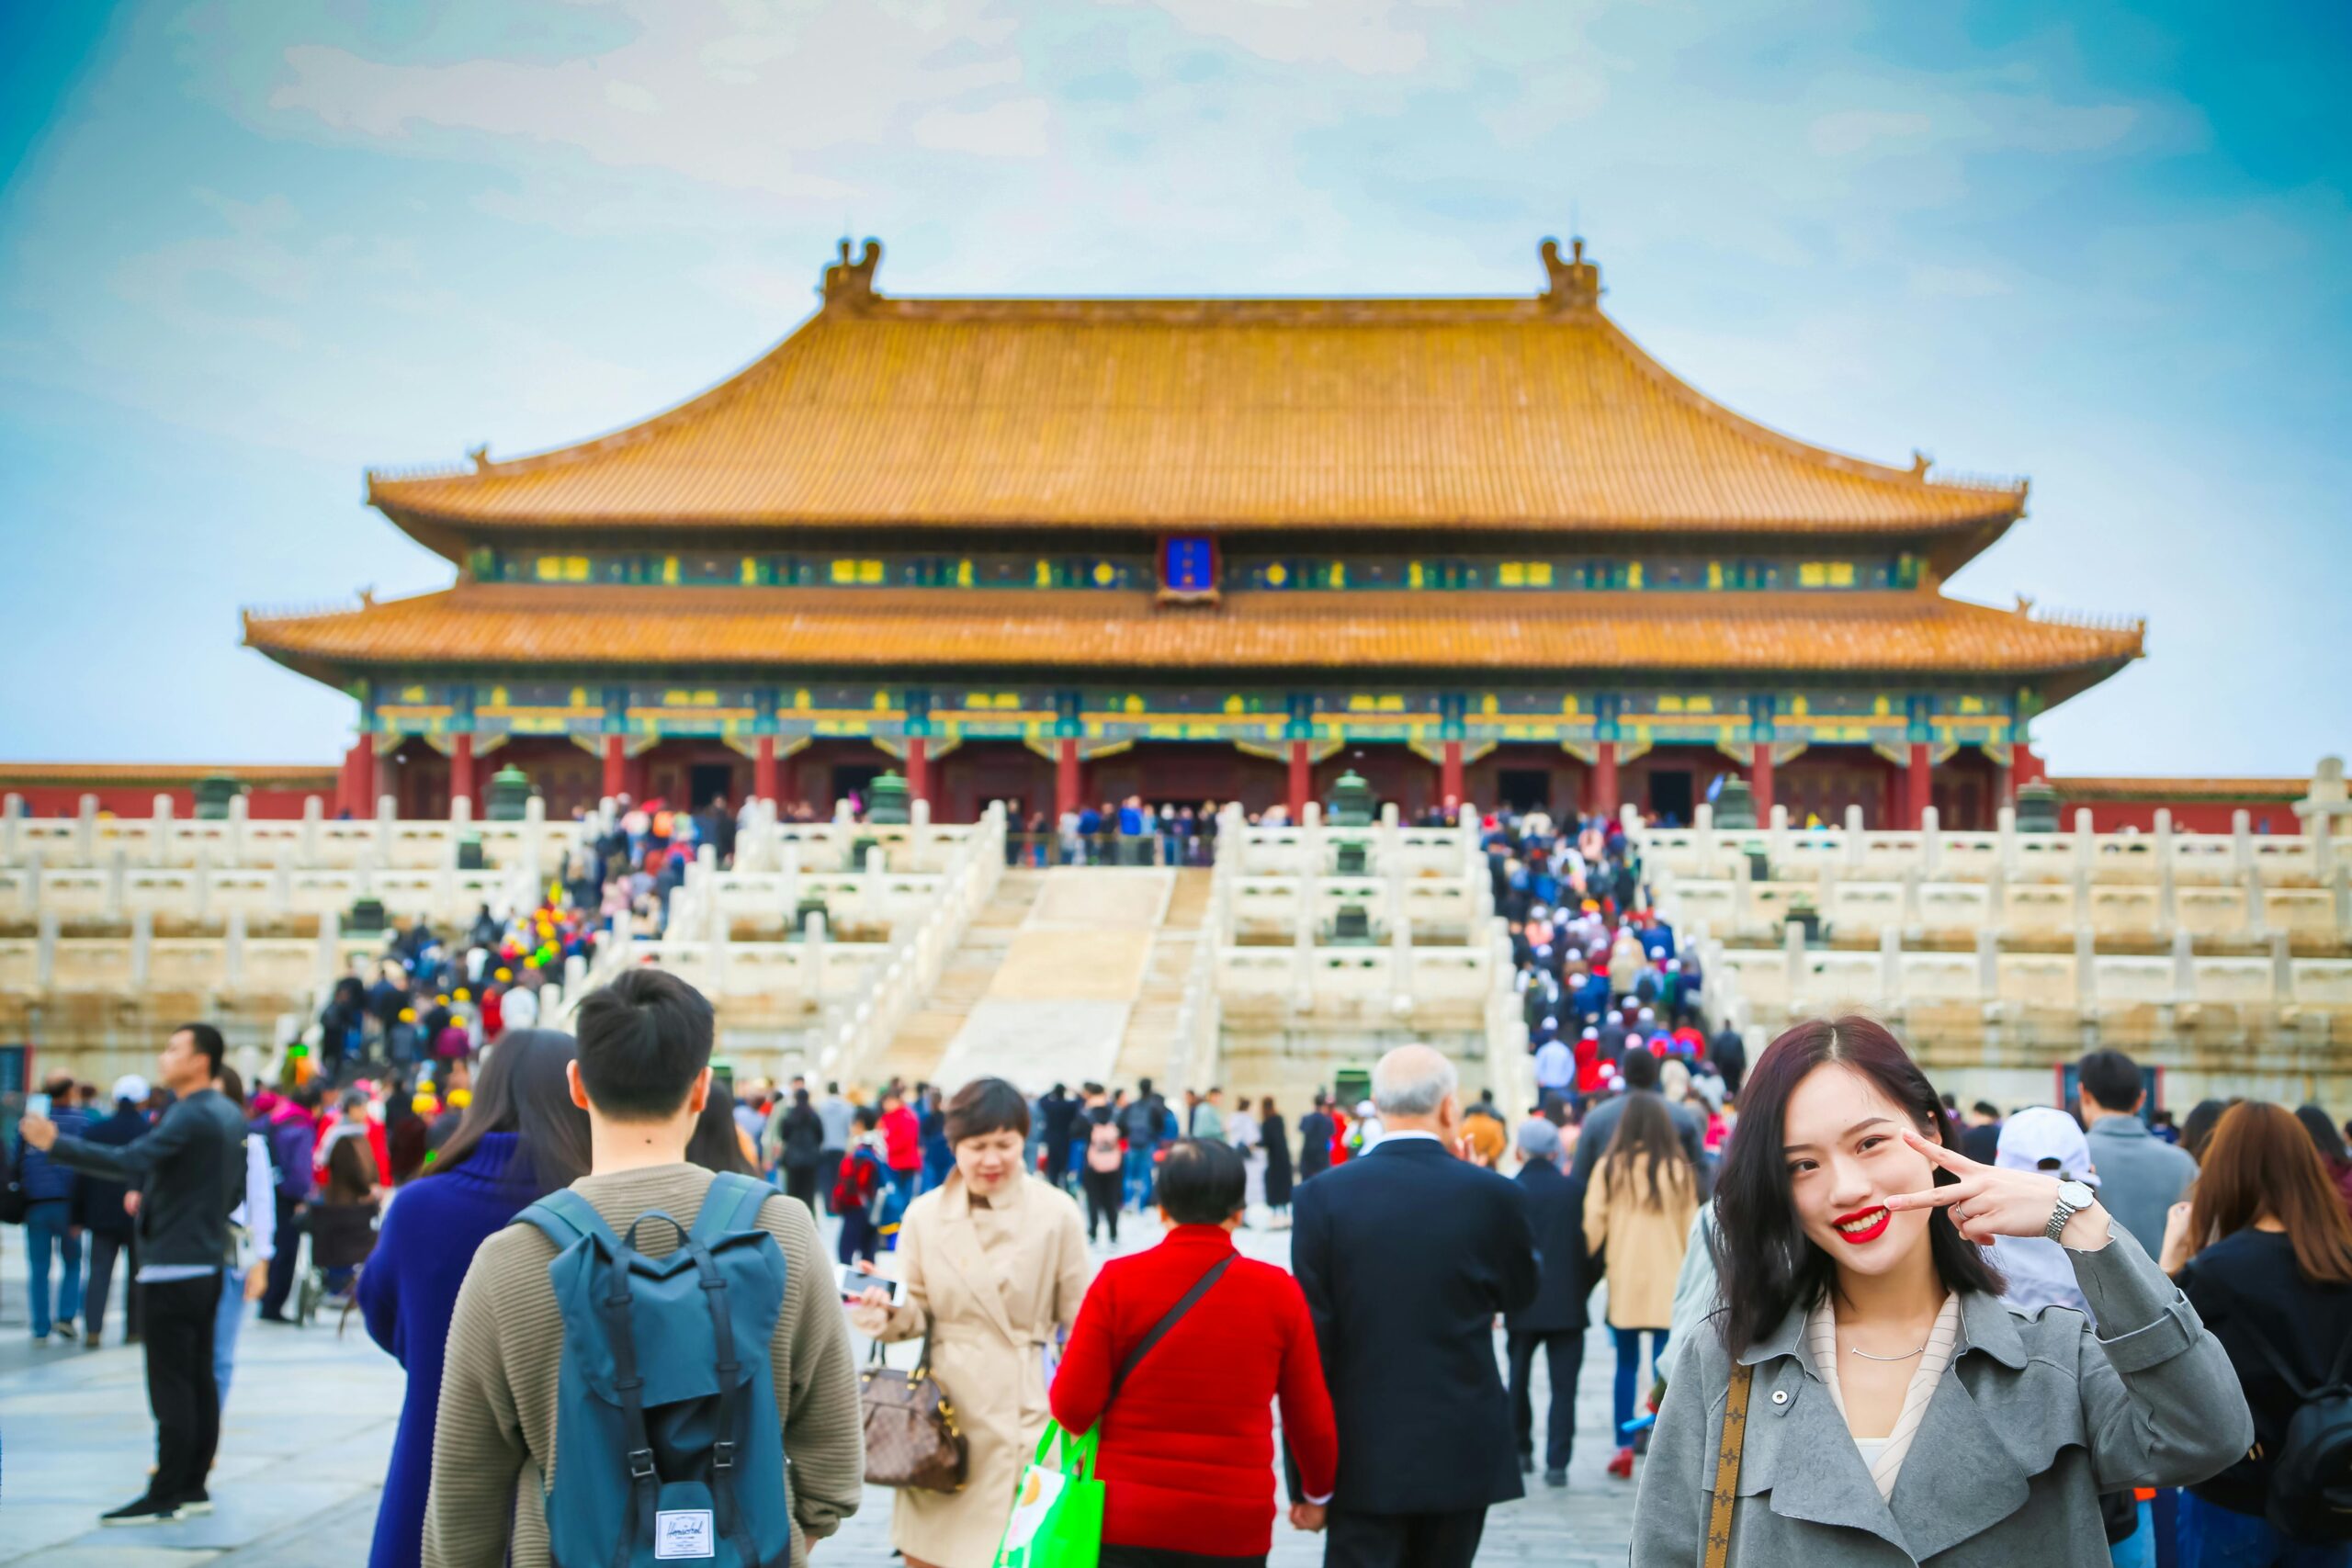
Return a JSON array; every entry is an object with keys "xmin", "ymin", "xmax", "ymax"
[
  {"xmin": 1631, "ymin": 1016, "xmax": 2248, "ymax": 1567},
  {"xmin": 357, "ymin": 1030, "xmax": 591, "ymax": 1568}
]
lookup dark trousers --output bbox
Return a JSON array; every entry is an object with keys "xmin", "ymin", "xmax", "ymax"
[
  {"xmin": 1324, "ymin": 1506, "xmax": 1486, "ymax": 1568},
  {"xmin": 1102, "ymin": 1547, "xmax": 1265, "ymax": 1567},
  {"xmin": 784, "ymin": 1165, "xmax": 819, "ymax": 1211},
  {"xmin": 143, "ymin": 1272, "xmax": 223, "ymax": 1504},
  {"xmin": 1081, "ymin": 1168, "xmax": 1122, "ymax": 1243},
  {"xmin": 85, "ymin": 1232, "xmax": 140, "ymax": 1343},
  {"xmin": 1507, "ymin": 1328, "xmax": 1586, "ymax": 1472},
  {"xmin": 817, "ymin": 1149, "xmax": 844, "ymax": 1213},
  {"xmin": 259, "ymin": 1192, "xmax": 304, "ymax": 1317}
]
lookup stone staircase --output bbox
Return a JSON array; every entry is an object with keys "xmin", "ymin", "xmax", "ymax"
[
  {"xmin": 1112, "ymin": 868, "xmax": 1215, "ymax": 1084},
  {"xmin": 876, "ymin": 870, "xmax": 1043, "ymax": 1086}
]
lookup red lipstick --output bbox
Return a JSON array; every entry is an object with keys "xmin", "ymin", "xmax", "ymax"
[{"xmin": 1830, "ymin": 1206, "xmax": 1892, "ymax": 1246}]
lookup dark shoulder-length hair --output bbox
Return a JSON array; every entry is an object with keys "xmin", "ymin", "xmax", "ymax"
[
  {"xmin": 687, "ymin": 1077, "xmax": 756, "ymax": 1177},
  {"xmin": 1713, "ymin": 1016, "xmax": 2004, "ymax": 1359},
  {"xmin": 427, "ymin": 1028, "xmax": 592, "ymax": 1196}
]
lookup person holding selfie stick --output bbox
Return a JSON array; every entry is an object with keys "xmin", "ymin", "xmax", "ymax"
[
  {"xmin": 1632, "ymin": 1016, "xmax": 2250, "ymax": 1567},
  {"xmin": 852, "ymin": 1076, "xmax": 1092, "ymax": 1568}
]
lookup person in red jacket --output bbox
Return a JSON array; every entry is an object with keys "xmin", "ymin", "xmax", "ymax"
[
  {"xmin": 1051, "ymin": 1140, "xmax": 1339, "ymax": 1566},
  {"xmin": 879, "ymin": 1085, "xmax": 922, "ymax": 1210}
]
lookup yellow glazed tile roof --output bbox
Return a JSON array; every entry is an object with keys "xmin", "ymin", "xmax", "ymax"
[
  {"xmin": 368, "ymin": 243, "xmax": 2023, "ymax": 539},
  {"xmin": 245, "ymin": 584, "xmax": 2139, "ymax": 683}
]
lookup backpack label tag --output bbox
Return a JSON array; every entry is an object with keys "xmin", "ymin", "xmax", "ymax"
[{"xmin": 653, "ymin": 1510, "xmax": 716, "ymax": 1559}]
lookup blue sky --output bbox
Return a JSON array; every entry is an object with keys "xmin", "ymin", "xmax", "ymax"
[{"xmin": 1, "ymin": 0, "xmax": 2345, "ymax": 774}]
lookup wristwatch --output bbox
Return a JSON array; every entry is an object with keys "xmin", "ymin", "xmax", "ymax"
[{"xmin": 2046, "ymin": 1179, "xmax": 2098, "ymax": 1242}]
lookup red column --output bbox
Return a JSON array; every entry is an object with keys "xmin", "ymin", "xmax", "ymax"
[
  {"xmin": 449, "ymin": 733, "xmax": 476, "ymax": 813},
  {"xmin": 906, "ymin": 737, "xmax": 930, "ymax": 808},
  {"xmin": 2012, "ymin": 740, "xmax": 2046, "ymax": 787},
  {"xmin": 602, "ymin": 735, "xmax": 626, "ymax": 801},
  {"xmin": 1907, "ymin": 743, "xmax": 1933, "ymax": 829},
  {"xmin": 1751, "ymin": 744, "xmax": 1774, "ymax": 819},
  {"xmin": 1593, "ymin": 740, "xmax": 1619, "ymax": 818},
  {"xmin": 1056, "ymin": 739, "xmax": 1080, "ymax": 818},
  {"xmin": 1440, "ymin": 740, "xmax": 1464, "ymax": 811},
  {"xmin": 372, "ymin": 740, "xmax": 394, "ymax": 814},
  {"xmin": 753, "ymin": 736, "xmax": 779, "ymax": 806},
  {"xmin": 1287, "ymin": 740, "xmax": 1311, "ymax": 822},
  {"xmin": 339, "ymin": 734, "xmax": 374, "ymax": 818}
]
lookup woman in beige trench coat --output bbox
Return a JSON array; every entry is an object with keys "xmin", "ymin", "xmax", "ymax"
[{"xmin": 854, "ymin": 1078, "xmax": 1092, "ymax": 1568}]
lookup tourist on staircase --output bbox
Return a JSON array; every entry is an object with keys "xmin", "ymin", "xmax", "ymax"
[{"xmin": 1584, "ymin": 1092, "xmax": 1697, "ymax": 1480}]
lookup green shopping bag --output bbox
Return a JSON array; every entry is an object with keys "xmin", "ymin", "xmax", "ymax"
[{"xmin": 991, "ymin": 1422, "xmax": 1103, "ymax": 1568}]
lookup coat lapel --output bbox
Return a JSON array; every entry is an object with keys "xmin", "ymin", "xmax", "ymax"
[
  {"xmin": 1885, "ymin": 1357, "xmax": 2034, "ymax": 1561},
  {"xmin": 1747, "ymin": 1355, "xmax": 1912, "ymax": 1555},
  {"xmin": 931, "ymin": 1174, "xmax": 1019, "ymax": 1347}
]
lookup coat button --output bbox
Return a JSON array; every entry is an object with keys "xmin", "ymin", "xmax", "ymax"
[{"xmin": 1770, "ymin": 1389, "xmax": 1789, "ymax": 1404}]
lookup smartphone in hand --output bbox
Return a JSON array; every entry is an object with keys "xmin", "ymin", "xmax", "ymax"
[
  {"xmin": 24, "ymin": 1092, "xmax": 51, "ymax": 1120},
  {"xmin": 838, "ymin": 1262, "xmax": 900, "ymax": 1304}
]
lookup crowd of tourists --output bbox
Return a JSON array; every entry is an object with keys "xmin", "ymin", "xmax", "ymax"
[{"xmin": 17, "ymin": 983, "xmax": 2352, "ymax": 1567}]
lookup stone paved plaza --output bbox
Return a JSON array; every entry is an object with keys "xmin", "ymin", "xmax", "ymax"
[{"xmin": 1, "ymin": 1206, "xmax": 1640, "ymax": 1566}]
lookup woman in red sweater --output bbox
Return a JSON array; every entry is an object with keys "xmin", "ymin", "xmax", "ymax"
[{"xmin": 1050, "ymin": 1139, "xmax": 1340, "ymax": 1567}]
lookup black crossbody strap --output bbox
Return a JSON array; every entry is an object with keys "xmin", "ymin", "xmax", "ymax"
[{"xmin": 1112, "ymin": 1253, "xmax": 1235, "ymax": 1399}]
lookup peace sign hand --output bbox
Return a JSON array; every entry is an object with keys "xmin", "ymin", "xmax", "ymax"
[{"xmin": 1883, "ymin": 1129, "xmax": 2113, "ymax": 1250}]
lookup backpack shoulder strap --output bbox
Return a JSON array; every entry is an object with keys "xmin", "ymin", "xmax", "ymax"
[
  {"xmin": 691, "ymin": 1171, "xmax": 773, "ymax": 1243},
  {"xmin": 2227, "ymin": 1315, "xmax": 2323, "ymax": 1403},
  {"xmin": 514, "ymin": 1188, "xmax": 619, "ymax": 1258},
  {"xmin": 1112, "ymin": 1253, "xmax": 1235, "ymax": 1399}
]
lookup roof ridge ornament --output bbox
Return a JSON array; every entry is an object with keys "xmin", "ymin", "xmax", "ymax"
[
  {"xmin": 823, "ymin": 237, "xmax": 883, "ymax": 309},
  {"xmin": 1540, "ymin": 235, "xmax": 1601, "ymax": 310}
]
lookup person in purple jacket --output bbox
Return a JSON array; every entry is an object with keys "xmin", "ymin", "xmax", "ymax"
[{"xmin": 356, "ymin": 1029, "xmax": 590, "ymax": 1568}]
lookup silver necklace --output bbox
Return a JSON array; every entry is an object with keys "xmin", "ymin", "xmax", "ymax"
[{"xmin": 1847, "ymin": 1339, "xmax": 1928, "ymax": 1361}]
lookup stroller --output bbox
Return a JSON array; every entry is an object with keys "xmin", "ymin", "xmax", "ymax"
[{"xmin": 295, "ymin": 1131, "xmax": 381, "ymax": 1328}]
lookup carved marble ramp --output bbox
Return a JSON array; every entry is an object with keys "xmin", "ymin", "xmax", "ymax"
[{"xmin": 929, "ymin": 868, "xmax": 1174, "ymax": 1091}]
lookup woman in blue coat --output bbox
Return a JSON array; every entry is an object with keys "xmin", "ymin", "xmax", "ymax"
[{"xmin": 356, "ymin": 1030, "xmax": 590, "ymax": 1568}]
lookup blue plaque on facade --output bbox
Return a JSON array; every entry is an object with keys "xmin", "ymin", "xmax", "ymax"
[{"xmin": 1160, "ymin": 535, "xmax": 1217, "ymax": 595}]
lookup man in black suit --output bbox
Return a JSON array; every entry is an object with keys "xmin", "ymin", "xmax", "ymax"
[
  {"xmin": 1506, "ymin": 1117, "xmax": 1597, "ymax": 1486},
  {"xmin": 1295, "ymin": 1095, "xmax": 1335, "ymax": 1182},
  {"xmin": 1292, "ymin": 1046, "xmax": 1537, "ymax": 1568}
]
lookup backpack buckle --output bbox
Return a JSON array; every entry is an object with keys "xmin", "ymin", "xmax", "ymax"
[
  {"xmin": 628, "ymin": 1448, "xmax": 657, "ymax": 1480},
  {"xmin": 712, "ymin": 1439, "xmax": 736, "ymax": 1472}
]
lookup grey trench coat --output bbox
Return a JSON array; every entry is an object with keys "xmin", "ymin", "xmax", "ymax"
[{"xmin": 1632, "ymin": 1226, "xmax": 2252, "ymax": 1567}]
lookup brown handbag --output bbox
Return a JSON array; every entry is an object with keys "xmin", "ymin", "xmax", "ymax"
[
  {"xmin": 861, "ymin": 1327, "xmax": 968, "ymax": 1493},
  {"xmin": 1702, "ymin": 1360, "xmax": 1755, "ymax": 1568}
]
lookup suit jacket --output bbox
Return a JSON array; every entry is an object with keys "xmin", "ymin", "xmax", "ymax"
[
  {"xmin": 1507, "ymin": 1158, "xmax": 1597, "ymax": 1336},
  {"xmin": 1292, "ymin": 1136, "xmax": 1537, "ymax": 1514}
]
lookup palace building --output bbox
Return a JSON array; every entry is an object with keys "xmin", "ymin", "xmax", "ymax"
[{"xmin": 243, "ymin": 239, "xmax": 2144, "ymax": 829}]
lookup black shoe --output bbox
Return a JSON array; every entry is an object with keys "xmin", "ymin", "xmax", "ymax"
[
  {"xmin": 1544, "ymin": 1468, "xmax": 1568, "ymax": 1487},
  {"xmin": 1519, "ymin": 1453, "xmax": 1534, "ymax": 1474},
  {"xmin": 101, "ymin": 1495, "xmax": 182, "ymax": 1527},
  {"xmin": 175, "ymin": 1490, "xmax": 213, "ymax": 1516},
  {"xmin": 255, "ymin": 1312, "xmax": 291, "ymax": 1325}
]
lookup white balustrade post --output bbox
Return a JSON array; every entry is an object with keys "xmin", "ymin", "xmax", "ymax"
[
  {"xmin": 2233, "ymin": 808, "xmax": 2254, "ymax": 875},
  {"xmin": 1918, "ymin": 806, "xmax": 1940, "ymax": 877},
  {"xmin": 862, "ymin": 844, "xmax": 887, "ymax": 925},
  {"xmin": 523, "ymin": 793, "xmax": 547, "ymax": 888},
  {"xmin": 450, "ymin": 793, "xmax": 472, "ymax": 828},
  {"xmin": 193, "ymin": 846, "xmax": 213, "ymax": 922},
  {"xmin": 377, "ymin": 794, "xmax": 397, "ymax": 865},
  {"xmin": 227, "ymin": 793, "xmax": 249, "ymax": 863},
  {"xmin": 314, "ymin": 907, "xmax": 341, "ymax": 990},
  {"xmin": 1996, "ymin": 804, "xmax": 2018, "ymax": 875},
  {"xmin": 2170, "ymin": 927, "xmax": 2197, "ymax": 1004},
  {"xmin": 910, "ymin": 797, "xmax": 932, "ymax": 868},
  {"xmin": 778, "ymin": 840, "xmax": 801, "ymax": 927},
  {"xmin": 104, "ymin": 847, "xmax": 127, "ymax": 920},
  {"xmin": 153, "ymin": 793, "xmax": 175, "ymax": 867},
  {"xmin": 804, "ymin": 910, "xmax": 828, "ymax": 1004},
  {"xmin": 1844, "ymin": 805, "xmax": 1867, "ymax": 872},
  {"xmin": 130, "ymin": 907, "xmax": 153, "ymax": 988},
  {"xmin": 2155, "ymin": 808, "xmax": 2178, "ymax": 935},
  {"xmin": 300, "ymin": 795, "xmax": 322, "ymax": 863},
  {"xmin": 2269, "ymin": 930, "xmax": 2293, "ymax": 1005},
  {"xmin": 565, "ymin": 953, "xmax": 588, "ymax": 994},
  {"xmin": 1769, "ymin": 803, "xmax": 1790, "ymax": 869},
  {"xmin": 75, "ymin": 794, "xmax": 98, "ymax": 862},
  {"xmin": 223, "ymin": 908, "xmax": 246, "ymax": 992},
  {"xmin": 2244, "ymin": 863, "xmax": 2267, "ymax": 940},
  {"xmin": 1731, "ymin": 849, "xmax": 1754, "ymax": 934},
  {"xmin": 1984, "ymin": 863, "xmax": 2007, "ymax": 930},
  {"xmin": 2075, "ymin": 925, "xmax": 2098, "ymax": 1014},
  {"xmin": 2073, "ymin": 809, "xmax": 2097, "ymax": 878},
  {"xmin": 0, "ymin": 794, "xmax": 20, "ymax": 862},
  {"xmin": 37, "ymin": 908, "xmax": 59, "ymax": 988},
  {"xmin": 1300, "ymin": 801, "xmax": 1323, "ymax": 879},
  {"xmin": 1782, "ymin": 916, "xmax": 1806, "ymax": 1010},
  {"xmin": 272, "ymin": 859, "xmax": 293, "ymax": 917},
  {"xmin": 1693, "ymin": 802, "xmax": 1717, "ymax": 878},
  {"xmin": 831, "ymin": 797, "xmax": 855, "ymax": 870},
  {"xmin": 2334, "ymin": 863, "xmax": 2352, "ymax": 946},
  {"xmin": 1975, "ymin": 926, "xmax": 2000, "ymax": 1003}
]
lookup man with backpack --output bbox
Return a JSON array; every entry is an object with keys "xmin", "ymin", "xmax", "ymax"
[{"xmin": 423, "ymin": 968, "xmax": 863, "ymax": 1568}]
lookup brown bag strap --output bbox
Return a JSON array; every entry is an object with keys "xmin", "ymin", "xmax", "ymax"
[{"xmin": 1703, "ymin": 1360, "xmax": 1755, "ymax": 1568}]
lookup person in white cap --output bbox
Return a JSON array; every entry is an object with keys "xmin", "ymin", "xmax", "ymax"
[{"xmin": 1989, "ymin": 1106, "xmax": 2101, "ymax": 1318}]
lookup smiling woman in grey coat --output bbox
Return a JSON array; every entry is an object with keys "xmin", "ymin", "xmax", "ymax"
[{"xmin": 1633, "ymin": 1017, "xmax": 2250, "ymax": 1567}]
